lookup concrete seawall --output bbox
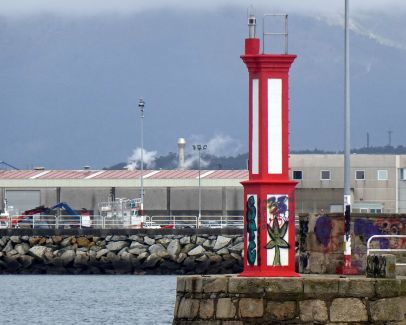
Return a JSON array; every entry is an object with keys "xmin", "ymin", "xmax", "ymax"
[
  {"xmin": 173, "ymin": 275, "xmax": 406, "ymax": 324},
  {"xmin": 0, "ymin": 229, "xmax": 243, "ymax": 275}
]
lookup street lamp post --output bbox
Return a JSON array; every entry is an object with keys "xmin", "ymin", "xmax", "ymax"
[
  {"xmin": 193, "ymin": 144, "xmax": 207, "ymax": 228},
  {"xmin": 138, "ymin": 98, "xmax": 145, "ymax": 216},
  {"xmin": 337, "ymin": 0, "xmax": 358, "ymax": 275}
]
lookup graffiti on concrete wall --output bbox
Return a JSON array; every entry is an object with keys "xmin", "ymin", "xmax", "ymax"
[
  {"xmin": 313, "ymin": 215, "xmax": 343, "ymax": 253},
  {"xmin": 266, "ymin": 195, "xmax": 289, "ymax": 266},
  {"xmin": 354, "ymin": 217, "xmax": 406, "ymax": 249},
  {"xmin": 300, "ymin": 214, "xmax": 406, "ymax": 274},
  {"xmin": 246, "ymin": 195, "xmax": 258, "ymax": 266}
]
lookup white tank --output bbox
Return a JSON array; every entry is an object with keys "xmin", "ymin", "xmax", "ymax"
[{"xmin": 177, "ymin": 138, "xmax": 186, "ymax": 170}]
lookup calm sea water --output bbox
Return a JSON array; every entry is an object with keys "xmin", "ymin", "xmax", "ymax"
[{"xmin": 0, "ymin": 275, "xmax": 177, "ymax": 325}]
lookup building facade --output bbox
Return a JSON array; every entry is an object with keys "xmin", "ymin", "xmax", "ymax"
[{"xmin": 1, "ymin": 154, "xmax": 406, "ymax": 216}]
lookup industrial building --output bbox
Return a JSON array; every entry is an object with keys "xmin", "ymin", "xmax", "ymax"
[{"xmin": 1, "ymin": 154, "xmax": 406, "ymax": 216}]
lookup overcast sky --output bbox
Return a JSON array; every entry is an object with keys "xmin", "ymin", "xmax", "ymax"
[
  {"xmin": 1, "ymin": 1, "xmax": 406, "ymax": 169},
  {"xmin": 1, "ymin": 0, "xmax": 406, "ymax": 16}
]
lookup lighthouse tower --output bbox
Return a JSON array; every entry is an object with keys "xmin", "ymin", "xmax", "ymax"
[{"xmin": 240, "ymin": 13, "xmax": 299, "ymax": 277}]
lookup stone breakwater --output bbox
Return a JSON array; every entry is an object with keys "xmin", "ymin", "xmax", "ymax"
[
  {"xmin": 173, "ymin": 275, "xmax": 406, "ymax": 324},
  {"xmin": 0, "ymin": 230, "xmax": 243, "ymax": 275}
]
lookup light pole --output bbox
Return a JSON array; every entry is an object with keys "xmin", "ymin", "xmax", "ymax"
[
  {"xmin": 138, "ymin": 98, "xmax": 145, "ymax": 216},
  {"xmin": 193, "ymin": 144, "xmax": 207, "ymax": 228},
  {"xmin": 338, "ymin": 0, "xmax": 358, "ymax": 275}
]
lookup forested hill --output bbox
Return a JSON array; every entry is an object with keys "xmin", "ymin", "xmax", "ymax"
[{"xmin": 106, "ymin": 145, "xmax": 406, "ymax": 170}]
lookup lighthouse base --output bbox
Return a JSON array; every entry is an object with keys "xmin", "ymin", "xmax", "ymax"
[{"xmin": 173, "ymin": 275, "xmax": 406, "ymax": 324}]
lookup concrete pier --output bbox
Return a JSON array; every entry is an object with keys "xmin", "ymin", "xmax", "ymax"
[{"xmin": 173, "ymin": 275, "xmax": 406, "ymax": 324}]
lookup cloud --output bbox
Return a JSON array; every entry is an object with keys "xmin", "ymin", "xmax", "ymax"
[
  {"xmin": 125, "ymin": 147, "xmax": 157, "ymax": 170},
  {"xmin": 1, "ymin": 0, "xmax": 406, "ymax": 17}
]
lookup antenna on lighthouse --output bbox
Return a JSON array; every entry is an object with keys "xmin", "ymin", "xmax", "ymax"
[{"xmin": 247, "ymin": 6, "xmax": 256, "ymax": 38}]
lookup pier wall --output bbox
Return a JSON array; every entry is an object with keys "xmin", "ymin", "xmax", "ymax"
[
  {"xmin": 0, "ymin": 229, "xmax": 243, "ymax": 275},
  {"xmin": 299, "ymin": 214, "xmax": 406, "ymax": 274},
  {"xmin": 173, "ymin": 275, "xmax": 406, "ymax": 324},
  {"xmin": 1, "ymin": 213, "xmax": 405, "ymax": 275}
]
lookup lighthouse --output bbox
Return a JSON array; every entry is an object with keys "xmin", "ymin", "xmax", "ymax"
[{"xmin": 240, "ymin": 13, "xmax": 299, "ymax": 277}]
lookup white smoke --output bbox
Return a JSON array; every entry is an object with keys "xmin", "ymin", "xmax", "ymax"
[
  {"xmin": 316, "ymin": 14, "xmax": 406, "ymax": 52},
  {"xmin": 125, "ymin": 147, "xmax": 157, "ymax": 170},
  {"xmin": 183, "ymin": 134, "xmax": 243, "ymax": 169},
  {"xmin": 206, "ymin": 134, "xmax": 243, "ymax": 157}
]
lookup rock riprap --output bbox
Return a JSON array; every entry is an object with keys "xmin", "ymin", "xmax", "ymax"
[{"xmin": 0, "ymin": 233, "xmax": 243, "ymax": 275}]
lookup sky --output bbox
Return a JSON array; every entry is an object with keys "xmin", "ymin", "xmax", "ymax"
[{"xmin": 1, "ymin": 1, "xmax": 406, "ymax": 169}]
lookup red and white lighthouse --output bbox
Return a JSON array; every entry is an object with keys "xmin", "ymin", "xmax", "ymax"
[{"xmin": 240, "ymin": 13, "xmax": 299, "ymax": 277}]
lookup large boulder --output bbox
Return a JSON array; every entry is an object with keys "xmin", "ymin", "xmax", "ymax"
[
  {"xmin": 136, "ymin": 252, "xmax": 149, "ymax": 262},
  {"xmin": 128, "ymin": 247, "xmax": 147, "ymax": 255},
  {"xmin": 148, "ymin": 244, "xmax": 168, "ymax": 258},
  {"xmin": 96, "ymin": 248, "xmax": 109, "ymax": 259},
  {"xmin": 202, "ymin": 239, "xmax": 215, "ymax": 249},
  {"xmin": 180, "ymin": 236, "xmax": 190, "ymax": 245},
  {"xmin": 188, "ymin": 245, "xmax": 206, "ymax": 257},
  {"xmin": 142, "ymin": 254, "xmax": 161, "ymax": 268},
  {"xmin": 10, "ymin": 236, "xmax": 21, "ymax": 244},
  {"xmin": 60, "ymin": 237, "xmax": 73, "ymax": 247},
  {"xmin": 176, "ymin": 253, "xmax": 187, "ymax": 264},
  {"xmin": 213, "ymin": 236, "xmax": 232, "ymax": 251},
  {"xmin": 111, "ymin": 235, "xmax": 128, "ymax": 241},
  {"xmin": 130, "ymin": 241, "xmax": 146, "ymax": 249},
  {"xmin": 18, "ymin": 255, "xmax": 34, "ymax": 268},
  {"xmin": 144, "ymin": 236, "xmax": 155, "ymax": 246},
  {"xmin": 106, "ymin": 241, "xmax": 129, "ymax": 252},
  {"xmin": 60, "ymin": 250, "xmax": 76, "ymax": 266},
  {"xmin": 76, "ymin": 237, "xmax": 91, "ymax": 248},
  {"xmin": 167, "ymin": 239, "xmax": 181, "ymax": 257},
  {"xmin": 28, "ymin": 246, "xmax": 47, "ymax": 259},
  {"xmin": 157, "ymin": 237, "xmax": 171, "ymax": 247},
  {"xmin": 228, "ymin": 242, "xmax": 244, "ymax": 253},
  {"xmin": 2, "ymin": 240, "xmax": 13, "ymax": 253},
  {"xmin": 181, "ymin": 243, "xmax": 196, "ymax": 254},
  {"xmin": 52, "ymin": 236, "xmax": 63, "ymax": 244},
  {"xmin": 128, "ymin": 235, "xmax": 143, "ymax": 242},
  {"xmin": 74, "ymin": 253, "xmax": 89, "ymax": 266}
]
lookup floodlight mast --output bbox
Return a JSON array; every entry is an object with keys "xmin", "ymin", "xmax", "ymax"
[
  {"xmin": 138, "ymin": 98, "xmax": 145, "ymax": 216},
  {"xmin": 337, "ymin": 0, "xmax": 358, "ymax": 275}
]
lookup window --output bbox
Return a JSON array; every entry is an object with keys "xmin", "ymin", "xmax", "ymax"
[
  {"xmin": 355, "ymin": 170, "xmax": 365, "ymax": 180},
  {"xmin": 370, "ymin": 208, "xmax": 382, "ymax": 214},
  {"xmin": 292, "ymin": 170, "xmax": 303, "ymax": 180},
  {"xmin": 377, "ymin": 170, "xmax": 388, "ymax": 181},
  {"xmin": 400, "ymin": 168, "xmax": 406, "ymax": 180},
  {"xmin": 320, "ymin": 170, "xmax": 331, "ymax": 180}
]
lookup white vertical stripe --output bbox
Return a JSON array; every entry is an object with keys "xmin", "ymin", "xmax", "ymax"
[
  {"xmin": 268, "ymin": 79, "xmax": 282, "ymax": 174},
  {"xmin": 252, "ymin": 79, "xmax": 259, "ymax": 174}
]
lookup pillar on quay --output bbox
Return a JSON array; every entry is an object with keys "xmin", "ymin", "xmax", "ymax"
[{"xmin": 240, "ymin": 12, "xmax": 299, "ymax": 277}]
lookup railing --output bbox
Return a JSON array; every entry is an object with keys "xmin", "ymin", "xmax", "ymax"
[
  {"xmin": 0, "ymin": 215, "xmax": 244, "ymax": 230},
  {"xmin": 366, "ymin": 235, "xmax": 406, "ymax": 266},
  {"xmin": 145, "ymin": 215, "xmax": 244, "ymax": 229}
]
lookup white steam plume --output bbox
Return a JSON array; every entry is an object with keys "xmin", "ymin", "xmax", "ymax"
[
  {"xmin": 317, "ymin": 14, "xmax": 406, "ymax": 52},
  {"xmin": 207, "ymin": 134, "xmax": 242, "ymax": 157},
  {"xmin": 125, "ymin": 147, "xmax": 157, "ymax": 170},
  {"xmin": 183, "ymin": 134, "xmax": 243, "ymax": 169}
]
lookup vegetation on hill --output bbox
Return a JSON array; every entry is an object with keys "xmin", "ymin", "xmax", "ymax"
[{"xmin": 105, "ymin": 145, "xmax": 406, "ymax": 170}]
